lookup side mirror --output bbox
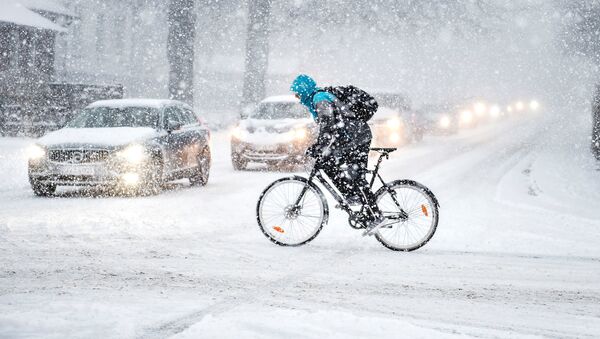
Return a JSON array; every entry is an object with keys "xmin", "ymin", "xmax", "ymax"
[
  {"xmin": 241, "ymin": 104, "xmax": 255, "ymax": 119},
  {"xmin": 166, "ymin": 121, "xmax": 183, "ymax": 133}
]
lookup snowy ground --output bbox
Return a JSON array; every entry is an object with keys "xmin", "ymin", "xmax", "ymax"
[{"xmin": 0, "ymin": 110, "xmax": 599, "ymax": 338}]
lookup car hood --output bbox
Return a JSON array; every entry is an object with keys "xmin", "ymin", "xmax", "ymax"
[
  {"xmin": 235, "ymin": 118, "xmax": 314, "ymax": 145},
  {"xmin": 38, "ymin": 127, "xmax": 160, "ymax": 148},
  {"xmin": 240, "ymin": 118, "xmax": 313, "ymax": 133}
]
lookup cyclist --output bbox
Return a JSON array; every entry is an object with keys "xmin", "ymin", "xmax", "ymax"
[{"xmin": 290, "ymin": 74, "xmax": 384, "ymax": 233}]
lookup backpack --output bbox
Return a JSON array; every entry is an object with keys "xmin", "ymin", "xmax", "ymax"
[{"xmin": 322, "ymin": 85, "xmax": 378, "ymax": 122}]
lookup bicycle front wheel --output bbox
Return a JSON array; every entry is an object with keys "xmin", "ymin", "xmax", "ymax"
[
  {"xmin": 374, "ymin": 180, "xmax": 439, "ymax": 251},
  {"xmin": 256, "ymin": 176, "xmax": 328, "ymax": 246}
]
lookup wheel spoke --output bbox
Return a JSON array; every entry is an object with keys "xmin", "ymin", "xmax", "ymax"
[
  {"xmin": 375, "ymin": 183, "xmax": 437, "ymax": 251},
  {"xmin": 258, "ymin": 179, "xmax": 325, "ymax": 246}
]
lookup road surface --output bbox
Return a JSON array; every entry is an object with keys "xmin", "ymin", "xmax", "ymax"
[{"xmin": 0, "ymin": 111, "xmax": 599, "ymax": 338}]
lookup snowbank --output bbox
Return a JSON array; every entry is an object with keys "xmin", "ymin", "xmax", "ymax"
[
  {"xmin": 0, "ymin": 0, "xmax": 66, "ymax": 31},
  {"xmin": 174, "ymin": 308, "xmax": 462, "ymax": 339}
]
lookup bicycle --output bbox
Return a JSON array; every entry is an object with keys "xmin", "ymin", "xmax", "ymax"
[{"xmin": 256, "ymin": 147, "xmax": 440, "ymax": 251}]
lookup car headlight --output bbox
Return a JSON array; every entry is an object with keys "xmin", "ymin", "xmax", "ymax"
[
  {"xmin": 529, "ymin": 100, "xmax": 540, "ymax": 111},
  {"xmin": 26, "ymin": 144, "xmax": 46, "ymax": 160},
  {"xmin": 515, "ymin": 101, "xmax": 525, "ymax": 111},
  {"xmin": 293, "ymin": 128, "xmax": 308, "ymax": 140},
  {"xmin": 439, "ymin": 115, "xmax": 451, "ymax": 128},
  {"xmin": 473, "ymin": 102, "xmax": 486, "ymax": 116},
  {"xmin": 386, "ymin": 118, "xmax": 402, "ymax": 130},
  {"xmin": 460, "ymin": 110, "xmax": 473, "ymax": 124},
  {"xmin": 489, "ymin": 105, "xmax": 501, "ymax": 118},
  {"xmin": 117, "ymin": 144, "xmax": 147, "ymax": 164},
  {"xmin": 232, "ymin": 126, "xmax": 247, "ymax": 140}
]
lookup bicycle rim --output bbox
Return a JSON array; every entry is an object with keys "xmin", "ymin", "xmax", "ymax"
[
  {"xmin": 258, "ymin": 178, "xmax": 326, "ymax": 246},
  {"xmin": 375, "ymin": 182, "xmax": 438, "ymax": 251}
]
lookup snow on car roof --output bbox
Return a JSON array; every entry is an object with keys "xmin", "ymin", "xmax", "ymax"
[
  {"xmin": 0, "ymin": 0, "xmax": 67, "ymax": 31},
  {"xmin": 20, "ymin": 0, "xmax": 76, "ymax": 17},
  {"xmin": 261, "ymin": 95, "xmax": 299, "ymax": 104},
  {"xmin": 87, "ymin": 99, "xmax": 189, "ymax": 109}
]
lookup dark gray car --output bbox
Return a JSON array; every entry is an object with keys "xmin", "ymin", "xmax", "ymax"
[{"xmin": 27, "ymin": 99, "xmax": 211, "ymax": 196}]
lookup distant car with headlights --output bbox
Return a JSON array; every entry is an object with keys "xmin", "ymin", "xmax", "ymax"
[
  {"xmin": 371, "ymin": 92, "xmax": 424, "ymax": 143},
  {"xmin": 418, "ymin": 104, "xmax": 460, "ymax": 135},
  {"xmin": 369, "ymin": 106, "xmax": 411, "ymax": 147},
  {"xmin": 231, "ymin": 95, "xmax": 315, "ymax": 170},
  {"xmin": 27, "ymin": 99, "xmax": 211, "ymax": 196}
]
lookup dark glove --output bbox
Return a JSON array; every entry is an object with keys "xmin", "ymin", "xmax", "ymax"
[{"xmin": 305, "ymin": 144, "xmax": 320, "ymax": 158}]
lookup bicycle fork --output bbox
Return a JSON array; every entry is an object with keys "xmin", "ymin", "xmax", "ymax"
[
  {"xmin": 291, "ymin": 167, "xmax": 319, "ymax": 213},
  {"xmin": 374, "ymin": 172, "xmax": 409, "ymax": 221}
]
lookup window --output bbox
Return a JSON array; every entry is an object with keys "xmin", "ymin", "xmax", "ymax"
[
  {"xmin": 67, "ymin": 107, "xmax": 159, "ymax": 128},
  {"xmin": 163, "ymin": 106, "xmax": 184, "ymax": 129},
  {"xmin": 251, "ymin": 102, "xmax": 309, "ymax": 120},
  {"xmin": 181, "ymin": 107, "xmax": 198, "ymax": 124}
]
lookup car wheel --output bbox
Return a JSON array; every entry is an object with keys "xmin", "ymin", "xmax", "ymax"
[
  {"xmin": 232, "ymin": 152, "xmax": 247, "ymax": 171},
  {"xmin": 190, "ymin": 147, "xmax": 211, "ymax": 186},
  {"xmin": 31, "ymin": 181, "xmax": 56, "ymax": 197}
]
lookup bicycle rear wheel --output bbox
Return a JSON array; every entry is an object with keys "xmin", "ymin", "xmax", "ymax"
[
  {"xmin": 374, "ymin": 180, "xmax": 439, "ymax": 251},
  {"xmin": 257, "ymin": 176, "xmax": 328, "ymax": 246}
]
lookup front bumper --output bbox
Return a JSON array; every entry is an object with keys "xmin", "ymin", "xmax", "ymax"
[
  {"xmin": 28, "ymin": 159, "xmax": 148, "ymax": 187},
  {"xmin": 231, "ymin": 139, "xmax": 309, "ymax": 163}
]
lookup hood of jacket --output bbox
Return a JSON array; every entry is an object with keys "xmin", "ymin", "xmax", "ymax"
[{"xmin": 290, "ymin": 74, "xmax": 319, "ymax": 119}]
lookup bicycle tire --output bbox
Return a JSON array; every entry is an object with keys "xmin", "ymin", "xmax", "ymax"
[
  {"xmin": 374, "ymin": 179, "xmax": 439, "ymax": 251},
  {"xmin": 256, "ymin": 176, "xmax": 329, "ymax": 246}
]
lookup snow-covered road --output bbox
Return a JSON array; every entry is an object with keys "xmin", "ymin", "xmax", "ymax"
[{"xmin": 1, "ymin": 112, "xmax": 599, "ymax": 338}]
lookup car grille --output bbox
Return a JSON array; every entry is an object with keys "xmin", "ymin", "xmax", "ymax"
[
  {"xmin": 49, "ymin": 149, "xmax": 110, "ymax": 164},
  {"xmin": 247, "ymin": 126, "xmax": 290, "ymax": 134}
]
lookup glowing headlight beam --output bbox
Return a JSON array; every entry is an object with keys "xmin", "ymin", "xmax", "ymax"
[
  {"xmin": 117, "ymin": 144, "xmax": 147, "ymax": 164},
  {"xmin": 474, "ymin": 102, "xmax": 487, "ymax": 116},
  {"xmin": 489, "ymin": 105, "xmax": 500, "ymax": 118},
  {"xmin": 294, "ymin": 128, "xmax": 308, "ymax": 140},
  {"xmin": 529, "ymin": 100, "xmax": 540, "ymax": 111},
  {"xmin": 515, "ymin": 101, "xmax": 525, "ymax": 111},
  {"xmin": 389, "ymin": 133, "xmax": 401, "ymax": 143},
  {"xmin": 26, "ymin": 144, "xmax": 46, "ymax": 160},
  {"xmin": 439, "ymin": 115, "xmax": 451, "ymax": 128},
  {"xmin": 386, "ymin": 118, "xmax": 402, "ymax": 129},
  {"xmin": 122, "ymin": 172, "xmax": 140, "ymax": 186},
  {"xmin": 461, "ymin": 110, "xmax": 474, "ymax": 124},
  {"xmin": 231, "ymin": 126, "xmax": 246, "ymax": 140}
]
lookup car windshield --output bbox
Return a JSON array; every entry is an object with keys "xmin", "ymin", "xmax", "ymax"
[
  {"xmin": 250, "ymin": 102, "xmax": 308, "ymax": 120},
  {"xmin": 67, "ymin": 106, "xmax": 159, "ymax": 128}
]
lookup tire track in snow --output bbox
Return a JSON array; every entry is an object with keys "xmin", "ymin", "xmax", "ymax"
[{"xmin": 139, "ymin": 246, "xmax": 365, "ymax": 338}]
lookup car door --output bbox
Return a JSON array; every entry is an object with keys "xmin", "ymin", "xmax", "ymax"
[
  {"xmin": 178, "ymin": 105, "xmax": 210, "ymax": 169},
  {"xmin": 162, "ymin": 105, "xmax": 187, "ymax": 173}
]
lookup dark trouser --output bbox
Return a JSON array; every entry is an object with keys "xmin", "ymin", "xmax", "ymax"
[{"xmin": 320, "ymin": 131, "xmax": 382, "ymax": 221}]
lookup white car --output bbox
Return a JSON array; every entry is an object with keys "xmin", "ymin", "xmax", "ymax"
[
  {"xmin": 230, "ymin": 95, "xmax": 316, "ymax": 170},
  {"xmin": 369, "ymin": 106, "xmax": 412, "ymax": 147}
]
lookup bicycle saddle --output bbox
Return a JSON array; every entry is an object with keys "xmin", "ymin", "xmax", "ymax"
[{"xmin": 370, "ymin": 147, "xmax": 397, "ymax": 153}]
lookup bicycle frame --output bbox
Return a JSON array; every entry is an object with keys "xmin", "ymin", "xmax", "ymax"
[{"xmin": 292, "ymin": 152, "xmax": 408, "ymax": 221}]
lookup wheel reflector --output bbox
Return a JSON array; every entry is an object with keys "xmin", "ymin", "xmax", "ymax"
[
  {"xmin": 421, "ymin": 204, "xmax": 429, "ymax": 217},
  {"xmin": 273, "ymin": 226, "xmax": 285, "ymax": 233}
]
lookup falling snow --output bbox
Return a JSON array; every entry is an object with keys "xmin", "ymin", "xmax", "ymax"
[{"xmin": 1, "ymin": 0, "xmax": 600, "ymax": 338}]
